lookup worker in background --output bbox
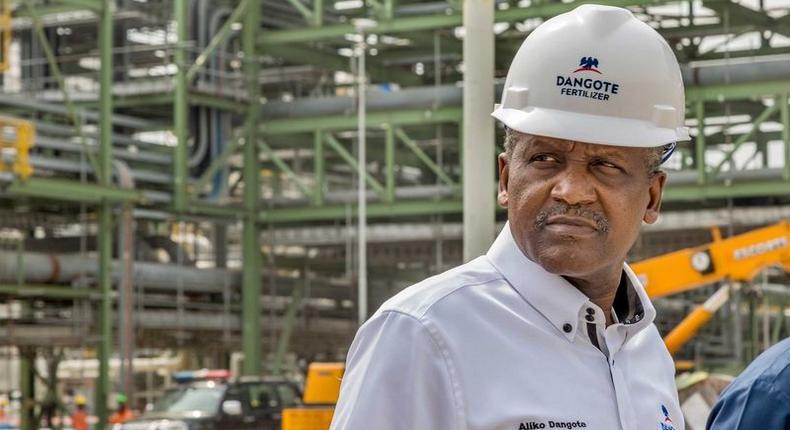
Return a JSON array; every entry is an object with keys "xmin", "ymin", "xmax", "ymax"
[
  {"xmin": 108, "ymin": 394, "xmax": 134, "ymax": 425},
  {"xmin": 706, "ymin": 337, "xmax": 790, "ymax": 429},
  {"xmin": 331, "ymin": 4, "xmax": 689, "ymax": 430},
  {"xmin": 71, "ymin": 395, "xmax": 89, "ymax": 430}
]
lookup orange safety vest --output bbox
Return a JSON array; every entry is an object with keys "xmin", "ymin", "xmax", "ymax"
[
  {"xmin": 108, "ymin": 408, "xmax": 134, "ymax": 424},
  {"xmin": 71, "ymin": 410, "xmax": 88, "ymax": 430}
]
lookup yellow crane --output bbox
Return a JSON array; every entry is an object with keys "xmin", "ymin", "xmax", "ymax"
[{"xmin": 631, "ymin": 221, "xmax": 790, "ymax": 355}]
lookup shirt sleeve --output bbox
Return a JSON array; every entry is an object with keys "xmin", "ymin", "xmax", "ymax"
[
  {"xmin": 706, "ymin": 379, "xmax": 790, "ymax": 430},
  {"xmin": 329, "ymin": 310, "xmax": 462, "ymax": 430}
]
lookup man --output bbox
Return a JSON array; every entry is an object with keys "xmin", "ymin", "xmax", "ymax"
[
  {"xmin": 108, "ymin": 394, "xmax": 134, "ymax": 425},
  {"xmin": 706, "ymin": 337, "xmax": 790, "ymax": 429},
  {"xmin": 331, "ymin": 4, "xmax": 689, "ymax": 430},
  {"xmin": 71, "ymin": 395, "xmax": 89, "ymax": 430}
]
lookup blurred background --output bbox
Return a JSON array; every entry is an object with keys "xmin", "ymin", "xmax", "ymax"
[{"xmin": 0, "ymin": 1, "xmax": 788, "ymax": 429}]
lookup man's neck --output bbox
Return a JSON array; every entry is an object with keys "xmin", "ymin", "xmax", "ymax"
[{"xmin": 563, "ymin": 268, "xmax": 623, "ymax": 326}]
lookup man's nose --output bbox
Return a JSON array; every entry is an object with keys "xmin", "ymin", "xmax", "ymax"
[{"xmin": 550, "ymin": 167, "xmax": 596, "ymax": 206}]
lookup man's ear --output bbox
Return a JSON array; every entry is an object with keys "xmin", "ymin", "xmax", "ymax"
[
  {"xmin": 498, "ymin": 153, "xmax": 509, "ymax": 207},
  {"xmin": 643, "ymin": 171, "xmax": 666, "ymax": 224}
]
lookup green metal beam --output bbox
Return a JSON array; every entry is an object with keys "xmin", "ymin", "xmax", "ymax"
[
  {"xmin": 695, "ymin": 101, "xmax": 706, "ymax": 185},
  {"xmin": 0, "ymin": 284, "xmax": 101, "ymax": 300},
  {"xmin": 173, "ymin": 0, "xmax": 189, "ymax": 212},
  {"xmin": 686, "ymin": 80, "xmax": 790, "ymax": 102},
  {"xmin": 394, "ymin": 127, "xmax": 457, "ymax": 188},
  {"xmin": 709, "ymin": 103, "xmax": 778, "ymax": 177},
  {"xmin": 241, "ymin": 0, "xmax": 262, "ymax": 377},
  {"xmin": 3, "ymin": 177, "xmax": 141, "ymax": 203},
  {"xmin": 323, "ymin": 133, "xmax": 387, "ymax": 198},
  {"xmin": 192, "ymin": 137, "xmax": 242, "ymax": 196},
  {"xmin": 259, "ymin": 140, "xmax": 314, "ymax": 198},
  {"xmin": 60, "ymin": 0, "xmax": 101, "ymax": 11},
  {"xmin": 313, "ymin": 130, "xmax": 324, "ymax": 206},
  {"xmin": 262, "ymin": 44, "xmax": 421, "ymax": 85},
  {"xmin": 260, "ymin": 199, "xmax": 463, "ymax": 223},
  {"xmin": 24, "ymin": 0, "xmax": 102, "ymax": 181},
  {"xmin": 384, "ymin": 125, "xmax": 395, "ymax": 203},
  {"xmin": 187, "ymin": 0, "xmax": 249, "ymax": 82},
  {"xmin": 781, "ymin": 93, "xmax": 790, "ymax": 180},
  {"xmin": 271, "ymin": 284, "xmax": 304, "ymax": 375},
  {"xmin": 664, "ymin": 180, "xmax": 790, "ymax": 200},
  {"xmin": 285, "ymin": 0, "xmax": 314, "ymax": 23},
  {"xmin": 96, "ymin": 0, "xmax": 114, "ymax": 427},
  {"xmin": 262, "ymin": 107, "xmax": 462, "ymax": 135},
  {"xmin": 258, "ymin": 0, "xmax": 676, "ymax": 45}
]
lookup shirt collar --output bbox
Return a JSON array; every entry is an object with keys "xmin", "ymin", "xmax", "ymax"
[{"xmin": 486, "ymin": 222, "xmax": 656, "ymax": 341}]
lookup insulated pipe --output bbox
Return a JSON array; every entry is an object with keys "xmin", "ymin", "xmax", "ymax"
[{"xmin": 258, "ymin": 59, "xmax": 790, "ymax": 120}]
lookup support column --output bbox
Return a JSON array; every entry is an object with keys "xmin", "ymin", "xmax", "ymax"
[
  {"xmin": 384, "ymin": 125, "xmax": 395, "ymax": 203},
  {"xmin": 462, "ymin": 0, "xmax": 495, "ymax": 261},
  {"xmin": 241, "ymin": 0, "xmax": 262, "ymax": 376},
  {"xmin": 313, "ymin": 130, "xmax": 324, "ymax": 206},
  {"xmin": 96, "ymin": 1, "xmax": 114, "ymax": 427},
  {"xmin": 780, "ymin": 92, "xmax": 790, "ymax": 180},
  {"xmin": 19, "ymin": 348, "xmax": 34, "ymax": 430},
  {"xmin": 695, "ymin": 100, "xmax": 706, "ymax": 184},
  {"xmin": 173, "ymin": 0, "xmax": 189, "ymax": 211}
]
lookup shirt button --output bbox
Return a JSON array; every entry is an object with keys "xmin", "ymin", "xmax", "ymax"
[
  {"xmin": 585, "ymin": 314, "xmax": 595, "ymax": 322},
  {"xmin": 586, "ymin": 307, "xmax": 595, "ymax": 315},
  {"xmin": 563, "ymin": 323, "xmax": 573, "ymax": 333}
]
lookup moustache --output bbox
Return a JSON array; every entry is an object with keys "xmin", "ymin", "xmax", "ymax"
[{"xmin": 534, "ymin": 204, "xmax": 609, "ymax": 234}]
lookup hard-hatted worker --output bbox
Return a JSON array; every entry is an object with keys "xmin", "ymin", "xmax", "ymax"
[
  {"xmin": 71, "ymin": 395, "xmax": 89, "ymax": 430},
  {"xmin": 331, "ymin": 4, "xmax": 689, "ymax": 430},
  {"xmin": 108, "ymin": 394, "xmax": 134, "ymax": 425}
]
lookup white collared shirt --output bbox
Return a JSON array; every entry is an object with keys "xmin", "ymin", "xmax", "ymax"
[{"xmin": 331, "ymin": 223, "xmax": 683, "ymax": 430}]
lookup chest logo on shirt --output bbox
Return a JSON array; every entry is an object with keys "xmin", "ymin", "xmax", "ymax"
[
  {"xmin": 659, "ymin": 405, "xmax": 677, "ymax": 430},
  {"xmin": 517, "ymin": 420, "xmax": 587, "ymax": 429}
]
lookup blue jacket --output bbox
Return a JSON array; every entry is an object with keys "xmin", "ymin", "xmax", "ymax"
[{"xmin": 707, "ymin": 337, "xmax": 790, "ymax": 429}]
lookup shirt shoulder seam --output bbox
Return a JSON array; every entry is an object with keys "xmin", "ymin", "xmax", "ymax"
[
  {"xmin": 379, "ymin": 310, "xmax": 468, "ymax": 430},
  {"xmin": 383, "ymin": 273, "xmax": 504, "ymax": 319}
]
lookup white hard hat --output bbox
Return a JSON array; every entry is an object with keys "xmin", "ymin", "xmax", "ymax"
[{"xmin": 492, "ymin": 4, "xmax": 690, "ymax": 149}]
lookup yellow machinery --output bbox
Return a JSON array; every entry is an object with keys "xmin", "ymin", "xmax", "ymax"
[
  {"xmin": 632, "ymin": 221, "xmax": 790, "ymax": 354},
  {"xmin": 0, "ymin": 116, "xmax": 35, "ymax": 181},
  {"xmin": 282, "ymin": 362, "xmax": 344, "ymax": 430}
]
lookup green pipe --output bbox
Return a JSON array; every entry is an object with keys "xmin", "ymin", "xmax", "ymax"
[{"xmin": 272, "ymin": 284, "xmax": 304, "ymax": 375}]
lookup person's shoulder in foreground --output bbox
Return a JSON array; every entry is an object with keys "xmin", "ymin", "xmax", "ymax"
[
  {"xmin": 327, "ymin": 256, "xmax": 500, "ymax": 430},
  {"xmin": 706, "ymin": 337, "xmax": 790, "ymax": 430}
]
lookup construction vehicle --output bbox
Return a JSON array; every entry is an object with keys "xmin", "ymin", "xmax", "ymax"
[
  {"xmin": 631, "ymin": 221, "xmax": 790, "ymax": 355},
  {"xmin": 281, "ymin": 363, "xmax": 343, "ymax": 430}
]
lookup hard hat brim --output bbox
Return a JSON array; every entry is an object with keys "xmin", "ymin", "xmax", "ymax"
[{"xmin": 491, "ymin": 106, "xmax": 690, "ymax": 148}]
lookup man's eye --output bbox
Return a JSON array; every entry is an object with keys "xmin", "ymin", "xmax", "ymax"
[
  {"xmin": 530, "ymin": 154, "xmax": 559, "ymax": 163},
  {"xmin": 594, "ymin": 160, "xmax": 621, "ymax": 170}
]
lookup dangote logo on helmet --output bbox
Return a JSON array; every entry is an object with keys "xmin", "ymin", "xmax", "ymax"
[
  {"xmin": 574, "ymin": 57, "xmax": 601, "ymax": 74},
  {"xmin": 556, "ymin": 56, "xmax": 620, "ymax": 102}
]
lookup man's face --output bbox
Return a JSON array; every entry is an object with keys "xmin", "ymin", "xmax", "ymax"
[{"xmin": 498, "ymin": 133, "xmax": 666, "ymax": 281}]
